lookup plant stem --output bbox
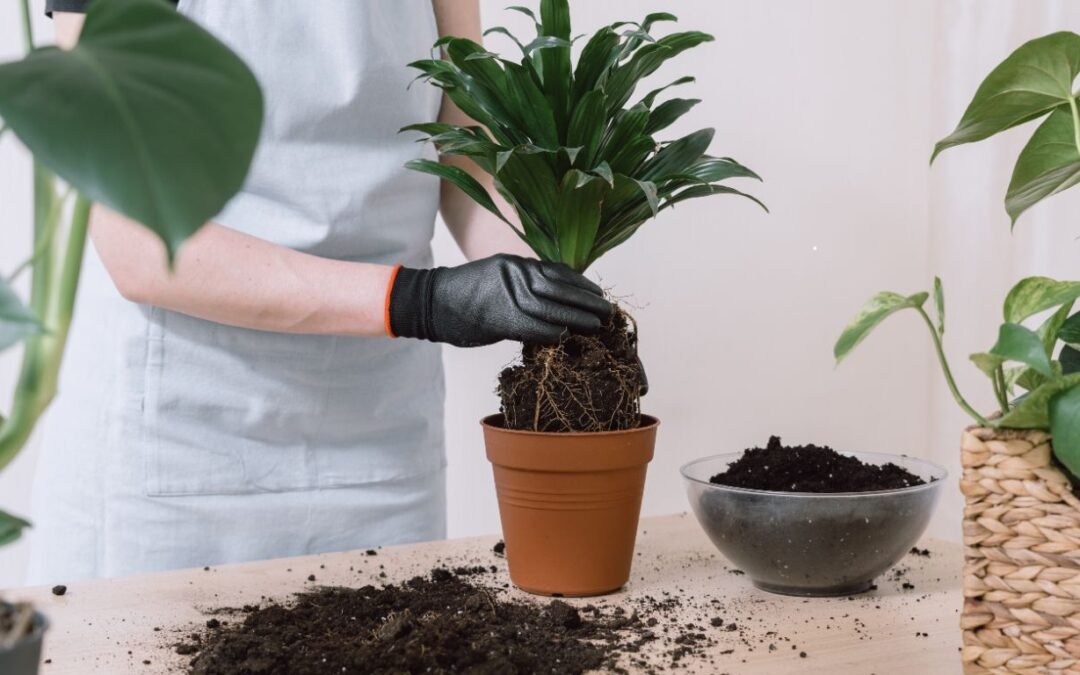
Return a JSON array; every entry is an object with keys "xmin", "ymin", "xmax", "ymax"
[
  {"xmin": 19, "ymin": 0, "xmax": 34, "ymax": 53},
  {"xmin": 0, "ymin": 195, "xmax": 90, "ymax": 472},
  {"xmin": 1070, "ymin": 95, "xmax": 1080, "ymax": 157},
  {"xmin": 993, "ymin": 365, "xmax": 1010, "ymax": 414},
  {"xmin": 916, "ymin": 306, "xmax": 991, "ymax": 427},
  {"xmin": 7, "ymin": 187, "xmax": 70, "ymax": 283}
]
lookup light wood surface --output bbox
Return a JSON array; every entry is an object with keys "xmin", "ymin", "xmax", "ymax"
[{"xmin": 6, "ymin": 513, "xmax": 963, "ymax": 674}]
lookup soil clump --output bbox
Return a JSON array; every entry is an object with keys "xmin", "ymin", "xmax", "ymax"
[
  {"xmin": 709, "ymin": 436, "xmax": 927, "ymax": 493},
  {"xmin": 498, "ymin": 310, "xmax": 642, "ymax": 432}
]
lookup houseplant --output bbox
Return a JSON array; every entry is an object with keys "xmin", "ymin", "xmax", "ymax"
[
  {"xmin": 0, "ymin": 0, "xmax": 262, "ymax": 671},
  {"xmin": 837, "ymin": 31, "xmax": 1080, "ymax": 673},
  {"xmin": 404, "ymin": 0, "xmax": 763, "ymax": 595}
]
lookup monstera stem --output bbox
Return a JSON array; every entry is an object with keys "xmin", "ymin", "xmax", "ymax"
[
  {"xmin": 20, "ymin": 0, "xmax": 33, "ymax": 52},
  {"xmin": 0, "ymin": 196, "xmax": 91, "ymax": 472},
  {"xmin": 1070, "ymin": 96, "xmax": 1080, "ymax": 157}
]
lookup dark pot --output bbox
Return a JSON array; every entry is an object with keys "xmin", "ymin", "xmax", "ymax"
[
  {"xmin": 681, "ymin": 451, "xmax": 946, "ymax": 596},
  {"xmin": 0, "ymin": 603, "xmax": 47, "ymax": 675}
]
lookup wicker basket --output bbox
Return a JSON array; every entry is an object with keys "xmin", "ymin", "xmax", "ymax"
[{"xmin": 961, "ymin": 426, "xmax": 1080, "ymax": 674}]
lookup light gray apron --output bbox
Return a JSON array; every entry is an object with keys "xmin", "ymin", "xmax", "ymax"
[{"xmin": 27, "ymin": 0, "xmax": 446, "ymax": 583}]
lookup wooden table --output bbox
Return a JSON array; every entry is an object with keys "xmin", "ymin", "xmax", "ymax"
[{"xmin": 8, "ymin": 513, "xmax": 963, "ymax": 674}]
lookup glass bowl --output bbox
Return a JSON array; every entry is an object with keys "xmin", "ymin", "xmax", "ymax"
[{"xmin": 680, "ymin": 451, "xmax": 946, "ymax": 596}]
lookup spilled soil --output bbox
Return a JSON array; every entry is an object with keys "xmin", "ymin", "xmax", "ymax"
[
  {"xmin": 498, "ymin": 310, "xmax": 642, "ymax": 433},
  {"xmin": 709, "ymin": 436, "xmax": 927, "ymax": 493},
  {"xmin": 183, "ymin": 568, "xmax": 644, "ymax": 675}
]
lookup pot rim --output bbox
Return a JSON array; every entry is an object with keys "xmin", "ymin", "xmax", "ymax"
[
  {"xmin": 680, "ymin": 450, "xmax": 948, "ymax": 499},
  {"xmin": 481, "ymin": 414, "xmax": 659, "ymax": 437}
]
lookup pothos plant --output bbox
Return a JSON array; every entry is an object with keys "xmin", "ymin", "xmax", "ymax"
[
  {"xmin": 0, "ymin": 0, "xmax": 262, "ymax": 546},
  {"xmin": 835, "ymin": 32, "xmax": 1080, "ymax": 477},
  {"xmin": 403, "ymin": 0, "xmax": 764, "ymax": 432}
]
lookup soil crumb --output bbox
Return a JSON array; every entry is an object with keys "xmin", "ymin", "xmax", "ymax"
[
  {"xmin": 709, "ymin": 436, "xmax": 927, "ymax": 493},
  {"xmin": 186, "ymin": 569, "xmax": 639, "ymax": 674},
  {"xmin": 497, "ymin": 309, "xmax": 642, "ymax": 432}
]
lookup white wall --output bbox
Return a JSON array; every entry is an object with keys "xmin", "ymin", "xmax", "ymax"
[{"xmin": 3, "ymin": 0, "xmax": 1079, "ymax": 587}]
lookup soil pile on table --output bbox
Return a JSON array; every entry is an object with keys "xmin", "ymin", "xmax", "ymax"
[
  {"xmin": 709, "ymin": 436, "xmax": 926, "ymax": 492},
  {"xmin": 498, "ymin": 309, "xmax": 641, "ymax": 432},
  {"xmin": 184, "ymin": 569, "xmax": 638, "ymax": 675}
]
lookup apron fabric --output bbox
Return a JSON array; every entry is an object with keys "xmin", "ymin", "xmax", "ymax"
[{"xmin": 26, "ymin": 0, "xmax": 446, "ymax": 583}]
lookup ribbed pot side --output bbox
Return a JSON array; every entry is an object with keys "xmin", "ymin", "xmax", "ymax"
[
  {"xmin": 961, "ymin": 426, "xmax": 1080, "ymax": 674},
  {"xmin": 482, "ymin": 415, "xmax": 658, "ymax": 597},
  {"xmin": 0, "ymin": 607, "xmax": 46, "ymax": 675}
]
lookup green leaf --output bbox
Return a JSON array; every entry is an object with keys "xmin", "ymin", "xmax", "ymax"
[
  {"xmin": 566, "ymin": 90, "xmax": 607, "ymax": 167},
  {"xmin": 1040, "ymin": 302, "xmax": 1075, "ymax": 353},
  {"xmin": 0, "ymin": 0, "xmax": 264, "ymax": 260},
  {"xmin": 591, "ymin": 161, "xmax": 614, "ymax": 187},
  {"xmin": 523, "ymin": 35, "xmax": 573, "ymax": 55},
  {"xmin": 645, "ymin": 98, "xmax": 701, "ymax": 134},
  {"xmin": 642, "ymin": 128, "xmax": 714, "ymax": 180},
  {"xmin": 990, "ymin": 323, "xmax": 1054, "ymax": 376},
  {"xmin": 1008, "ymin": 363, "xmax": 1058, "ymax": 393},
  {"xmin": 934, "ymin": 277, "xmax": 946, "ymax": 336},
  {"xmin": 640, "ymin": 76, "xmax": 695, "ymax": 108},
  {"xmin": 1003, "ymin": 277, "xmax": 1080, "ymax": 324},
  {"xmin": 539, "ymin": 0, "xmax": 572, "ymax": 140},
  {"xmin": 660, "ymin": 183, "xmax": 767, "ymax": 213},
  {"xmin": 0, "ymin": 279, "xmax": 44, "ymax": 353},
  {"xmin": 998, "ymin": 373, "xmax": 1080, "ymax": 428},
  {"xmin": 970, "ymin": 352, "xmax": 1005, "ymax": 378},
  {"xmin": 556, "ymin": 171, "xmax": 607, "ymax": 271},
  {"xmin": 932, "ymin": 31, "xmax": 1080, "ymax": 161},
  {"xmin": 0, "ymin": 509, "xmax": 31, "ymax": 547},
  {"xmin": 634, "ymin": 179, "xmax": 659, "ymax": 218},
  {"xmin": 834, "ymin": 292, "xmax": 930, "ymax": 364},
  {"xmin": 506, "ymin": 5, "xmax": 538, "ymax": 23},
  {"xmin": 1006, "ymin": 106, "xmax": 1080, "ymax": 225},
  {"xmin": 570, "ymin": 27, "xmax": 621, "ymax": 108},
  {"xmin": 681, "ymin": 157, "xmax": 762, "ymax": 183},
  {"xmin": 1063, "ymin": 345, "xmax": 1080, "ymax": 374},
  {"xmin": 1058, "ymin": 310, "xmax": 1080, "ymax": 344},
  {"xmin": 1050, "ymin": 384, "xmax": 1080, "ymax": 477},
  {"xmin": 504, "ymin": 62, "xmax": 558, "ymax": 148},
  {"xmin": 601, "ymin": 104, "xmax": 651, "ymax": 165},
  {"xmin": 605, "ymin": 32, "xmax": 715, "ymax": 115},
  {"xmin": 405, "ymin": 159, "xmax": 512, "ymax": 227}
]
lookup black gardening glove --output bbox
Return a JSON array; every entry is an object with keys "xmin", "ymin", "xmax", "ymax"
[{"xmin": 388, "ymin": 254, "xmax": 613, "ymax": 348}]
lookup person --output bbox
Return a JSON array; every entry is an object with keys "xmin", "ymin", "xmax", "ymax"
[{"xmin": 29, "ymin": 0, "xmax": 612, "ymax": 583}]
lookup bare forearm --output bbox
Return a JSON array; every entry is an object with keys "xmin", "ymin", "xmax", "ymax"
[
  {"xmin": 91, "ymin": 207, "xmax": 393, "ymax": 336},
  {"xmin": 431, "ymin": 0, "xmax": 533, "ymax": 262}
]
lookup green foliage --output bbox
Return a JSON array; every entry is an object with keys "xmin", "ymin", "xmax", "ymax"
[
  {"xmin": 0, "ymin": 0, "xmax": 263, "ymax": 261},
  {"xmin": 403, "ymin": 0, "xmax": 764, "ymax": 271},
  {"xmin": 932, "ymin": 32, "xmax": 1080, "ymax": 224},
  {"xmin": 836, "ymin": 276, "xmax": 1080, "ymax": 478},
  {"xmin": 0, "ymin": 0, "xmax": 262, "ymax": 543},
  {"xmin": 0, "ymin": 509, "xmax": 31, "ymax": 547},
  {"xmin": 0, "ymin": 281, "xmax": 43, "ymax": 353}
]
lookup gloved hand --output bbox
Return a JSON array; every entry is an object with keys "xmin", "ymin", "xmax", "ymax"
[{"xmin": 387, "ymin": 254, "xmax": 613, "ymax": 347}]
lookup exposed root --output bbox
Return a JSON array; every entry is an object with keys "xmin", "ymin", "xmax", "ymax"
[{"xmin": 498, "ymin": 308, "xmax": 642, "ymax": 433}]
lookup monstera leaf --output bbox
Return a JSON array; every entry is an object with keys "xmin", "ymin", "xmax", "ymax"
[{"xmin": 0, "ymin": 0, "xmax": 264, "ymax": 259}]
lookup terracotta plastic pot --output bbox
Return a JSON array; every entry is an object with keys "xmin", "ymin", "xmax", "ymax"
[
  {"xmin": 482, "ymin": 414, "xmax": 658, "ymax": 597},
  {"xmin": 0, "ymin": 604, "xmax": 47, "ymax": 675}
]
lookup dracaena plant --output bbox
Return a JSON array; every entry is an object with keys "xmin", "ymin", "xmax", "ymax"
[
  {"xmin": 836, "ymin": 32, "xmax": 1080, "ymax": 479},
  {"xmin": 402, "ymin": 0, "xmax": 764, "ymax": 272},
  {"xmin": 0, "ymin": 0, "xmax": 262, "ymax": 545}
]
